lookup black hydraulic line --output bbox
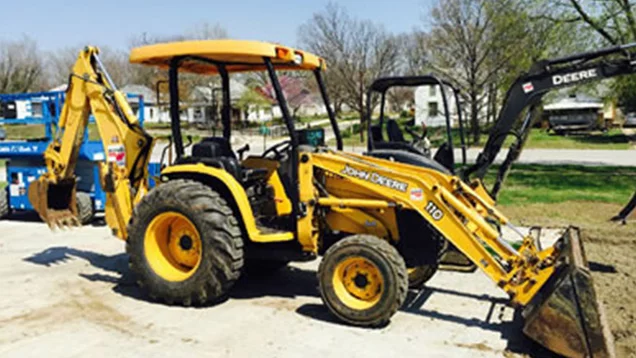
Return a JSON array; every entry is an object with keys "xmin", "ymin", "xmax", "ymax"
[
  {"xmin": 490, "ymin": 106, "xmax": 536, "ymax": 199},
  {"xmin": 314, "ymin": 69, "xmax": 342, "ymax": 150},
  {"xmin": 169, "ymin": 57, "xmax": 184, "ymax": 159},
  {"xmin": 264, "ymin": 57, "xmax": 299, "ymax": 231}
]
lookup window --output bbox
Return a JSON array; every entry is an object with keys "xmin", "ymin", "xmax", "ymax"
[
  {"xmin": 429, "ymin": 85, "xmax": 436, "ymax": 97},
  {"xmin": 428, "ymin": 102, "xmax": 439, "ymax": 117}
]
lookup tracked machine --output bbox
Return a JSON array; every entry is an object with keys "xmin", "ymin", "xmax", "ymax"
[{"xmin": 28, "ymin": 41, "xmax": 620, "ymax": 357}]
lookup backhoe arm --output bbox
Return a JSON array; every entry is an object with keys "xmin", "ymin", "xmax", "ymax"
[
  {"xmin": 466, "ymin": 42, "xmax": 636, "ymax": 196},
  {"xmin": 28, "ymin": 46, "xmax": 154, "ymax": 239}
]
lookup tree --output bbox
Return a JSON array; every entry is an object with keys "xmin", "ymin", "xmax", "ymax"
[
  {"xmin": 540, "ymin": 0, "xmax": 636, "ymax": 109},
  {"xmin": 127, "ymin": 22, "xmax": 230, "ymax": 107},
  {"xmin": 236, "ymin": 88, "xmax": 272, "ymax": 122},
  {"xmin": 0, "ymin": 36, "xmax": 45, "ymax": 93},
  {"xmin": 299, "ymin": 3, "xmax": 401, "ymax": 140},
  {"xmin": 47, "ymin": 46, "xmax": 133, "ymax": 88},
  {"xmin": 258, "ymin": 76, "xmax": 313, "ymax": 118},
  {"xmin": 425, "ymin": 0, "xmax": 562, "ymax": 144}
]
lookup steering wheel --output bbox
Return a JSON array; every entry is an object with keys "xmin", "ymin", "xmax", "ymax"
[
  {"xmin": 261, "ymin": 140, "xmax": 292, "ymax": 161},
  {"xmin": 405, "ymin": 126, "xmax": 426, "ymax": 141},
  {"xmin": 405, "ymin": 126, "xmax": 432, "ymax": 158}
]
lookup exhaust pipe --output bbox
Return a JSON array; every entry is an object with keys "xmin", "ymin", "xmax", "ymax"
[
  {"xmin": 522, "ymin": 227, "xmax": 615, "ymax": 358},
  {"xmin": 28, "ymin": 177, "xmax": 81, "ymax": 228}
]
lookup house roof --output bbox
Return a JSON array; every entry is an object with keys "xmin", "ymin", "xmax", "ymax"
[
  {"xmin": 257, "ymin": 76, "xmax": 315, "ymax": 107},
  {"xmin": 120, "ymin": 85, "xmax": 158, "ymax": 104},
  {"xmin": 191, "ymin": 79, "xmax": 250, "ymax": 102},
  {"xmin": 49, "ymin": 83, "xmax": 157, "ymax": 104}
]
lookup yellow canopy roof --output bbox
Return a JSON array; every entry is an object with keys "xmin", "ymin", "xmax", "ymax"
[{"xmin": 129, "ymin": 39, "xmax": 325, "ymax": 74}]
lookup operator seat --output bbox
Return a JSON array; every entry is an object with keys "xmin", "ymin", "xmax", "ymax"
[
  {"xmin": 178, "ymin": 137, "xmax": 267, "ymax": 185},
  {"xmin": 386, "ymin": 119, "xmax": 405, "ymax": 143},
  {"xmin": 370, "ymin": 120, "xmax": 426, "ymax": 156}
]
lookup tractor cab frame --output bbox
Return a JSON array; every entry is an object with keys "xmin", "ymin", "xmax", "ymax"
[
  {"xmin": 366, "ymin": 75, "xmax": 467, "ymax": 174},
  {"xmin": 130, "ymin": 40, "xmax": 343, "ymax": 237}
]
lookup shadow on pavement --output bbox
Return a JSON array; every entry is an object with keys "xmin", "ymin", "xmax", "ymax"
[
  {"xmin": 23, "ymin": 246, "xmax": 554, "ymax": 356},
  {"xmin": 3, "ymin": 211, "xmax": 43, "ymax": 222},
  {"xmin": 23, "ymin": 246, "xmax": 320, "ymax": 306}
]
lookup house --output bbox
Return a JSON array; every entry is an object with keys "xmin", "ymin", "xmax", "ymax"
[
  {"xmin": 188, "ymin": 79, "xmax": 277, "ymax": 124},
  {"xmin": 543, "ymin": 93, "xmax": 605, "ymax": 132},
  {"xmin": 51, "ymin": 84, "xmax": 171, "ymax": 123},
  {"xmin": 256, "ymin": 76, "xmax": 327, "ymax": 120},
  {"xmin": 120, "ymin": 85, "xmax": 170, "ymax": 123},
  {"xmin": 414, "ymin": 84, "xmax": 460, "ymax": 127}
]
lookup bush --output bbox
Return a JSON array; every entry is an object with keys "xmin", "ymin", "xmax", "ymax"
[{"xmin": 341, "ymin": 129, "xmax": 352, "ymax": 139}]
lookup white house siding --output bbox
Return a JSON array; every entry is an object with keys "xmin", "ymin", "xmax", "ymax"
[{"xmin": 414, "ymin": 85, "xmax": 458, "ymax": 127}]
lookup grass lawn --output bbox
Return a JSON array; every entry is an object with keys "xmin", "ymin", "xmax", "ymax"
[
  {"xmin": 485, "ymin": 164, "xmax": 636, "ymax": 206},
  {"xmin": 502, "ymin": 128, "xmax": 632, "ymax": 150}
]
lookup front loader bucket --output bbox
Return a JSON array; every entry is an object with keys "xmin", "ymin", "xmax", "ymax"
[
  {"xmin": 28, "ymin": 178, "xmax": 80, "ymax": 228},
  {"xmin": 522, "ymin": 227, "xmax": 614, "ymax": 358}
]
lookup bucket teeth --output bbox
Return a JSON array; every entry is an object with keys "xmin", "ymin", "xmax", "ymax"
[
  {"xmin": 46, "ymin": 210, "xmax": 81, "ymax": 229},
  {"xmin": 27, "ymin": 177, "xmax": 80, "ymax": 229}
]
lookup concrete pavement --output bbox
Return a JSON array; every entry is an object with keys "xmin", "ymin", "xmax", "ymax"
[{"xmin": 0, "ymin": 217, "xmax": 559, "ymax": 357}]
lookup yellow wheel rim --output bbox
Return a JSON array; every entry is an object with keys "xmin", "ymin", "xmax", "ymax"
[
  {"xmin": 332, "ymin": 256, "xmax": 384, "ymax": 310},
  {"xmin": 144, "ymin": 212, "xmax": 202, "ymax": 282}
]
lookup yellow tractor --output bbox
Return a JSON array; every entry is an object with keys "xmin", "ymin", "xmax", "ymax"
[{"xmin": 29, "ymin": 41, "xmax": 613, "ymax": 357}]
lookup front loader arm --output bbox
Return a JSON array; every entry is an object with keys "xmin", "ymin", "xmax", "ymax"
[{"xmin": 29, "ymin": 47, "xmax": 154, "ymax": 239}]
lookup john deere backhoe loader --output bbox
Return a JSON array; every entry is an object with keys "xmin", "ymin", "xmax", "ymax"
[{"xmin": 29, "ymin": 41, "xmax": 615, "ymax": 357}]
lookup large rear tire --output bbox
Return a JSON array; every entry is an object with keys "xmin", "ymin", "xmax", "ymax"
[
  {"xmin": 75, "ymin": 192, "xmax": 94, "ymax": 225},
  {"xmin": 0, "ymin": 191, "xmax": 8, "ymax": 219},
  {"xmin": 127, "ymin": 179, "xmax": 244, "ymax": 306},
  {"xmin": 318, "ymin": 235, "xmax": 408, "ymax": 327}
]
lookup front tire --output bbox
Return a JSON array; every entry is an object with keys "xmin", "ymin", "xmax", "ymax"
[
  {"xmin": 127, "ymin": 180, "xmax": 244, "ymax": 306},
  {"xmin": 318, "ymin": 235, "xmax": 408, "ymax": 327}
]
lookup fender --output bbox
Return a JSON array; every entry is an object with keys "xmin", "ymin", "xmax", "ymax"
[{"xmin": 161, "ymin": 163, "xmax": 294, "ymax": 243}]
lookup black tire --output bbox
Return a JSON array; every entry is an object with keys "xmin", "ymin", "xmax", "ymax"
[
  {"xmin": 127, "ymin": 179, "xmax": 244, "ymax": 306},
  {"xmin": 318, "ymin": 235, "xmax": 408, "ymax": 327},
  {"xmin": 0, "ymin": 191, "xmax": 8, "ymax": 219},
  {"xmin": 75, "ymin": 192, "xmax": 94, "ymax": 225},
  {"xmin": 407, "ymin": 264, "xmax": 438, "ymax": 289},
  {"xmin": 244, "ymin": 259, "xmax": 289, "ymax": 276}
]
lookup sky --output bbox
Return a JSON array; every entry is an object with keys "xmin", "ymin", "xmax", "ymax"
[{"xmin": 0, "ymin": 0, "xmax": 433, "ymax": 52}]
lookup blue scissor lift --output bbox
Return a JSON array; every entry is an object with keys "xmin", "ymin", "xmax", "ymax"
[{"xmin": 0, "ymin": 91, "xmax": 159, "ymax": 222}]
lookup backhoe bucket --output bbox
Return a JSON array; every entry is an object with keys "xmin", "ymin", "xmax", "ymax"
[
  {"xmin": 28, "ymin": 178, "xmax": 80, "ymax": 228},
  {"xmin": 522, "ymin": 227, "xmax": 614, "ymax": 358}
]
